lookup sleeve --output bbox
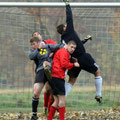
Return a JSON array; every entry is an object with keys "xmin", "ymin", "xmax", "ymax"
[
  {"xmin": 81, "ymin": 39, "xmax": 88, "ymax": 44},
  {"xmin": 42, "ymin": 43, "xmax": 64, "ymax": 52},
  {"xmin": 65, "ymin": 4, "xmax": 74, "ymax": 32},
  {"xmin": 29, "ymin": 49, "xmax": 39, "ymax": 60},
  {"xmin": 59, "ymin": 49, "xmax": 74, "ymax": 70}
]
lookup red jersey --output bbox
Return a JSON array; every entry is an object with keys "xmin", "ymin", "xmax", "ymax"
[
  {"xmin": 52, "ymin": 48, "xmax": 74, "ymax": 79},
  {"xmin": 44, "ymin": 39, "xmax": 57, "ymax": 45}
]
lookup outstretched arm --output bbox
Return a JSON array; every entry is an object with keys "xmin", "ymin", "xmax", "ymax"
[
  {"xmin": 41, "ymin": 43, "xmax": 64, "ymax": 52},
  {"xmin": 63, "ymin": 0, "xmax": 74, "ymax": 32}
]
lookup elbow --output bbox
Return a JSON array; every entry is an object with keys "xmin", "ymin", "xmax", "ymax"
[
  {"xmin": 61, "ymin": 63, "xmax": 69, "ymax": 69},
  {"xmin": 29, "ymin": 57, "xmax": 33, "ymax": 60},
  {"xmin": 29, "ymin": 55, "xmax": 34, "ymax": 60}
]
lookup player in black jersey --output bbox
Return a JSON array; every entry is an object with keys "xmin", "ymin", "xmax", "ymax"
[{"xmin": 57, "ymin": 0, "xmax": 102, "ymax": 103}]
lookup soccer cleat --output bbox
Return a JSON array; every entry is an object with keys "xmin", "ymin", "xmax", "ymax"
[
  {"xmin": 84, "ymin": 35, "xmax": 92, "ymax": 41},
  {"xmin": 30, "ymin": 115, "xmax": 38, "ymax": 120},
  {"xmin": 95, "ymin": 96, "xmax": 102, "ymax": 103}
]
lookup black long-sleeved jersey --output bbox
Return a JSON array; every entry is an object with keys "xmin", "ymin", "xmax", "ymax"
[{"xmin": 61, "ymin": 5, "xmax": 86, "ymax": 58}]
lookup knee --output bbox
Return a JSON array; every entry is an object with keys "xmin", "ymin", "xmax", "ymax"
[
  {"xmin": 45, "ymin": 83, "xmax": 51, "ymax": 94},
  {"xmin": 68, "ymin": 77, "xmax": 77, "ymax": 85},
  {"xmin": 59, "ymin": 101, "xmax": 65, "ymax": 107},
  {"xmin": 45, "ymin": 87, "xmax": 51, "ymax": 95},
  {"xmin": 94, "ymin": 69, "xmax": 101, "ymax": 77},
  {"xmin": 54, "ymin": 99, "xmax": 59, "ymax": 105},
  {"xmin": 52, "ymin": 98, "xmax": 59, "ymax": 107}
]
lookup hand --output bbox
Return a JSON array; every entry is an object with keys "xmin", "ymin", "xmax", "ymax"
[
  {"xmin": 63, "ymin": 0, "xmax": 69, "ymax": 2},
  {"xmin": 49, "ymin": 52, "xmax": 54, "ymax": 58},
  {"xmin": 43, "ymin": 61, "xmax": 51, "ymax": 68},
  {"xmin": 74, "ymin": 62, "xmax": 80, "ymax": 67},
  {"xmin": 71, "ymin": 57, "xmax": 78, "ymax": 63},
  {"xmin": 63, "ymin": 0, "xmax": 69, "ymax": 5},
  {"xmin": 84, "ymin": 35, "xmax": 92, "ymax": 41}
]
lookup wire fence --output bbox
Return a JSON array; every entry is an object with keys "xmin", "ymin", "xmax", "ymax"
[{"xmin": 0, "ymin": 3, "xmax": 120, "ymax": 111}]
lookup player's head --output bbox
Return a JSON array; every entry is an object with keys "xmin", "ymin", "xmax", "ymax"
[
  {"xmin": 32, "ymin": 31, "xmax": 42, "ymax": 41},
  {"xmin": 67, "ymin": 40, "xmax": 76, "ymax": 54},
  {"xmin": 30, "ymin": 37, "xmax": 40, "ymax": 50},
  {"xmin": 56, "ymin": 24, "xmax": 67, "ymax": 34}
]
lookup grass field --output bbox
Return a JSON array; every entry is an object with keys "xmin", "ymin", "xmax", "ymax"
[{"xmin": 0, "ymin": 86, "xmax": 120, "ymax": 112}]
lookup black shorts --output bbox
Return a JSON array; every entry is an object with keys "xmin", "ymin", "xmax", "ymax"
[
  {"xmin": 35, "ymin": 69, "xmax": 48, "ymax": 84},
  {"xmin": 50, "ymin": 77, "xmax": 65, "ymax": 95},
  {"xmin": 68, "ymin": 53, "xmax": 98, "ymax": 78}
]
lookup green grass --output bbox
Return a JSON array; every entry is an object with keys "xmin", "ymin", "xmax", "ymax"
[
  {"xmin": 0, "ymin": 87, "xmax": 120, "ymax": 112},
  {"xmin": 66, "ymin": 91, "xmax": 119, "ymax": 111}
]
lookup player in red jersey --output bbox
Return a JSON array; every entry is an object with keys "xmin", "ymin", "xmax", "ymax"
[{"xmin": 47, "ymin": 40, "xmax": 79, "ymax": 120}]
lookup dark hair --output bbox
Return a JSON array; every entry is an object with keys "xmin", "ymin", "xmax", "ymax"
[
  {"xmin": 32, "ymin": 31, "xmax": 40, "ymax": 37},
  {"xmin": 30, "ymin": 37, "xmax": 40, "ymax": 43},
  {"xmin": 56, "ymin": 24, "xmax": 65, "ymax": 34},
  {"xmin": 67, "ymin": 40, "xmax": 77, "ymax": 46}
]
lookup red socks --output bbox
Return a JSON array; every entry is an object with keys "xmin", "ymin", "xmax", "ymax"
[
  {"xmin": 47, "ymin": 106, "xmax": 57, "ymax": 120},
  {"xmin": 48, "ymin": 95, "xmax": 54, "ymax": 112},
  {"xmin": 47, "ymin": 106, "xmax": 65, "ymax": 120},
  {"xmin": 44, "ymin": 92, "xmax": 50, "ymax": 108},
  {"xmin": 58, "ymin": 106, "xmax": 65, "ymax": 120}
]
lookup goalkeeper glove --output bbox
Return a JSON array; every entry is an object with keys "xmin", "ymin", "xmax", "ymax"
[
  {"xmin": 63, "ymin": 0, "xmax": 69, "ymax": 5},
  {"xmin": 84, "ymin": 35, "xmax": 92, "ymax": 41}
]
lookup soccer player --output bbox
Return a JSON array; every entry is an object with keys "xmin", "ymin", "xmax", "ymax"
[
  {"xmin": 32, "ymin": 31, "xmax": 57, "ymax": 45},
  {"xmin": 57, "ymin": 0, "xmax": 103, "ymax": 103},
  {"xmin": 32, "ymin": 32, "xmax": 57, "ymax": 115},
  {"xmin": 47, "ymin": 40, "xmax": 79, "ymax": 120},
  {"xmin": 29, "ymin": 37, "xmax": 64, "ymax": 120}
]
